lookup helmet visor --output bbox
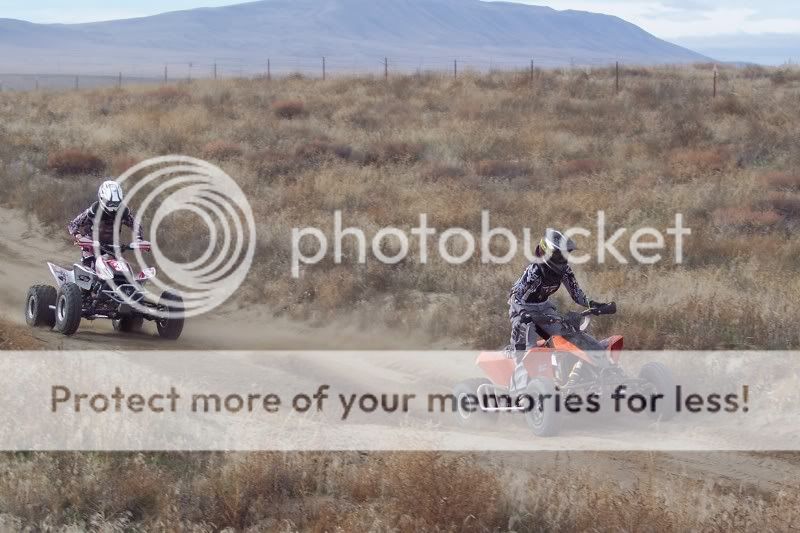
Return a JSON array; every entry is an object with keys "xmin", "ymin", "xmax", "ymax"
[{"xmin": 540, "ymin": 232, "xmax": 574, "ymax": 268}]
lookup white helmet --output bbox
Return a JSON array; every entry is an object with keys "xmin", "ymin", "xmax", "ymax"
[{"xmin": 98, "ymin": 180, "xmax": 124, "ymax": 212}]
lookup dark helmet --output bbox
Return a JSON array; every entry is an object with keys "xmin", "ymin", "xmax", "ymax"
[{"xmin": 535, "ymin": 228, "xmax": 576, "ymax": 274}]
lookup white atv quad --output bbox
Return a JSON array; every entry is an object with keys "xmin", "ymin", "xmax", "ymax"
[{"xmin": 24, "ymin": 237, "xmax": 184, "ymax": 340}]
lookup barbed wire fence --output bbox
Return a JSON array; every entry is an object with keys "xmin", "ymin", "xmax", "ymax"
[{"xmin": 0, "ymin": 54, "xmax": 777, "ymax": 95}]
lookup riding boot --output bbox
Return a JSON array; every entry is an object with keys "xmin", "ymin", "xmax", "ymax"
[
  {"xmin": 510, "ymin": 345, "xmax": 528, "ymax": 393},
  {"xmin": 565, "ymin": 361, "xmax": 586, "ymax": 388}
]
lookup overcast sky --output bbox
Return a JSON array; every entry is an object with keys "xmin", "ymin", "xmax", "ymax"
[
  {"xmin": 0, "ymin": 0, "xmax": 797, "ymax": 39},
  {"xmin": 512, "ymin": 0, "xmax": 800, "ymax": 38}
]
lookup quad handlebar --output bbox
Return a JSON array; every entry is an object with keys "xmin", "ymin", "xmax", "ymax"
[
  {"xmin": 74, "ymin": 238, "xmax": 152, "ymax": 255},
  {"xmin": 520, "ymin": 302, "xmax": 617, "ymax": 330},
  {"xmin": 582, "ymin": 302, "xmax": 617, "ymax": 317}
]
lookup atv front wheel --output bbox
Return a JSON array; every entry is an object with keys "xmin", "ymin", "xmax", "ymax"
[
  {"xmin": 25, "ymin": 284, "xmax": 57, "ymax": 328},
  {"xmin": 524, "ymin": 377, "xmax": 561, "ymax": 437},
  {"xmin": 54, "ymin": 283, "xmax": 83, "ymax": 336},
  {"xmin": 112, "ymin": 315, "xmax": 144, "ymax": 333},
  {"xmin": 639, "ymin": 362, "xmax": 676, "ymax": 421},
  {"xmin": 156, "ymin": 291, "xmax": 184, "ymax": 341},
  {"xmin": 452, "ymin": 378, "xmax": 498, "ymax": 429}
]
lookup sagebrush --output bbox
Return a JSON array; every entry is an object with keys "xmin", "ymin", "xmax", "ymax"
[{"xmin": 1, "ymin": 66, "xmax": 799, "ymax": 350}]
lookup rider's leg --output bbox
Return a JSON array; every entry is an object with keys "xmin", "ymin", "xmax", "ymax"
[
  {"xmin": 507, "ymin": 306, "xmax": 528, "ymax": 392},
  {"xmin": 509, "ymin": 308, "xmax": 528, "ymax": 353}
]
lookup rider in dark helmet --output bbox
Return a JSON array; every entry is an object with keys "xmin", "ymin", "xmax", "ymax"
[
  {"xmin": 67, "ymin": 180, "xmax": 144, "ymax": 268},
  {"xmin": 507, "ymin": 229, "xmax": 609, "ymax": 390}
]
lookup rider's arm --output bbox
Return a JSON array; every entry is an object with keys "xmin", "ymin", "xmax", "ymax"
[
  {"xmin": 122, "ymin": 209, "xmax": 145, "ymax": 240},
  {"xmin": 562, "ymin": 266, "xmax": 590, "ymax": 308},
  {"xmin": 510, "ymin": 263, "xmax": 542, "ymax": 303},
  {"xmin": 67, "ymin": 208, "xmax": 91, "ymax": 238}
]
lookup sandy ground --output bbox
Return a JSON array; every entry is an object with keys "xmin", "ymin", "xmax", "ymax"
[{"xmin": 1, "ymin": 206, "xmax": 798, "ymax": 496}]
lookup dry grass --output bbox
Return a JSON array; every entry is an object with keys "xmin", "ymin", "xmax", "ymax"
[
  {"xmin": 110, "ymin": 154, "xmax": 142, "ymax": 175},
  {"xmin": 0, "ymin": 451, "xmax": 797, "ymax": 531},
  {"xmin": 202, "ymin": 139, "xmax": 244, "ymax": 161},
  {"xmin": 295, "ymin": 139, "xmax": 353, "ymax": 162},
  {"xmin": 668, "ymin": 147, "xmax": 730, "ymax": 176},
  {"xmin": 712, "ymin": 206, "xmax": 782, "ymax": 230},
  {"xmin": 1, "ymin": 66, "xmax": 799, "ymax": 350},
  {"xmin": 145, "ymin": 85, "xmax": 191, "ymax": 105},
  {"xmin": 46, "ymin": 148, "xmax": 106, "ymax": 176},
  {"xmin": 364, "ymin": 141, "xmax": 425, "ymax": 165},
  {"xmin": 760, "ymin": 171, "xmax": 800, "ymax": 191},
  {"xmin": 767, "ymin": 191, "xmax": 800, "ymax": 220},
  {"xmin": 556, "ymin": 158, "xmax": 605, "ymax": 178},
  {"xmin": 421, "ymin": 162, "xmax": 466, "ymax": 181},
  {"xmin": 476, "ymin": 159, "xmax": 529, "ymax": 178},
  {"xmin": 272, "ymin": 99, "xmax": 307, "ymax": 119}
]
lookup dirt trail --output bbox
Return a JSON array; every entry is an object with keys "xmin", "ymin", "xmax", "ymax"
[
  {"xmin": 0, "ymin": 207, "xmax": 427, "ymax": 350},
  {"xmin": 0, "ymin": 207, "xmax": 797, "ymax": 493}
]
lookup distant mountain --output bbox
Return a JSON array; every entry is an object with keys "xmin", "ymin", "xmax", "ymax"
[
  {"xmin": 0, "ymin": 0, "xmax": 708, "ymax": 76},
  {"xmin": 676, "ymin": 34, "xmax": 799, "ymax": 66}
]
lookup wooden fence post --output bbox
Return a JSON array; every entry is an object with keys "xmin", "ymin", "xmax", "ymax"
[
  {"xmin": 267, "ymin": 58, "xmax": 271, "ymax": 81},
  {"xmin": 385, "ymin": 57, "xmax": 389, "ymax": 80},
  {"xmin": 454, "ymin": 59, "xmax": 458, "ymax": 79},
  {"xmin": 530, "ymin": 58, "xmax": 534, "ymax": 85},
  {"xmin": 713, "ymin": 65, "xmax": 718, "ymax": 98},
  {"xmin": 322, "ymin": 57, "xmax": 326, "ymax": 80},
  {"xmin": 615, "ymin": 61, "xmax": 620, "ymax": 94}
]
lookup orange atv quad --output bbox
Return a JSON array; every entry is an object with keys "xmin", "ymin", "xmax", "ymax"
[{"xmin": 453, "ymin": 303, "xmax": 675, "ymax": 436}]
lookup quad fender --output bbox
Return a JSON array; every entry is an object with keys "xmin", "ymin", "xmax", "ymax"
[
  {"xmin": 601, "ymin": 335, "xmax": 624, "ymax": 363},
  {"xmin": 552, "ymin": 336, "xmax": 584, "ymax": 355},
  {"xmin": 47, "ymin": 262, "xmax": 74, "ymax": 288},
  {"xmin": 523, "ymin": 350, "xmax": 556, "ymax": 379},
  {"xmin": 476, "ymin": 352, "xmax": 514, "ymax": 386},
  {"xmin": 72, "ymin": 264, "xmax": 95, "ymax": 290},
  {"xmin": 477, "ymin": 348, "xmax": 554, "ymax": 386}
]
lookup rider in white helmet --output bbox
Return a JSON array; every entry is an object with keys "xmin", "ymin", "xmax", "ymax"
[{"xmin": 67, "ymin": 179, "xmax": 144, "ymax": 267}]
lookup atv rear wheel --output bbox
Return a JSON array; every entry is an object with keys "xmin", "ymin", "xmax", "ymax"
[
  {"xmin": 639, "ymin": 362, "xmax": 676, "ymax": 421},
  {"xmin": 54, "ymin": 283, "xmax": 82, "ymax": 336},
  {"xmin": 112, "ymin": 315, "xmax": 144, "ymax": 333},
  {"xmin": 452, "ymin": 378, "xmax": 498, "ymax": 429},
  {"xmin": 156, "ymin": 291, "xmax": 184, "ymax": 341},
  {"xmin": 524, "ymin": 377, "xmax": 561, "ymax": 437},
  {"xmin": 25, "ymin": 284, "xmax": 57, "ymax": 328}
]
